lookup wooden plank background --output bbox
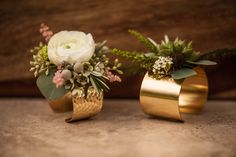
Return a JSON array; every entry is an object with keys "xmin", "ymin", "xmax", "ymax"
[{"xmin": 0, "ymin": 0, "xmax": 236, "ymax": 99}]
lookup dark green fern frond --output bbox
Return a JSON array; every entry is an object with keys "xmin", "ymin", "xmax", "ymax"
[
  {"xmin": 128, "ymin": 29, "xmax": 159, "ymax": 53},
  {"xmin": 200, "ymin": 48, "xmax": 236, "ymax": 60}
]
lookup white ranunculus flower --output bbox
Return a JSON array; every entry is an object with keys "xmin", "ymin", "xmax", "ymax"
[{"xmin": 48, "ymin": 31, "xmax": 95, "ymax": 65}]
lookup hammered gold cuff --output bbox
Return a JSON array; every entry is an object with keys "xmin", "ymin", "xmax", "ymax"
[
  {"xmin": 65, "ymin": 89, "xmax": 103, "ymax": 123},
  {"xmin": 47, "ymin": 88, "xmax": 103, "ymax": 123},
  {"xmin": 140, "ymin": 67, "xmax": 208, "ymax": 121}
]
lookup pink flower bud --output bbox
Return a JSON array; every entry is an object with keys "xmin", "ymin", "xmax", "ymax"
[{"xmin": 52, "ymin": 70, "xmax": 65, "ymax": 88}]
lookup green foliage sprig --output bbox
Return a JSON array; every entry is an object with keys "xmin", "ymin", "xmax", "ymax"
[
  {"xmin": 112, "ymin": 30, "xmax": 217, "ymax": 80},
  {"xmin": 112, "ymin": 48, "xmax": 157, "ymax": 70},
  {"xmin": 128, "ymin": 30, "xmax": 159, "ymax": 53}
]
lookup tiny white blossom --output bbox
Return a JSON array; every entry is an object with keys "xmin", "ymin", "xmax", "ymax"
[{"xmin": 152, "ymin": 56, "xmax": 173, "ymax": 79}]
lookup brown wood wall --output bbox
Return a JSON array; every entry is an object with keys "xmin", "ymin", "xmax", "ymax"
[{"xmin": 0, "ymin": 0, "xmax": 236, "ymax": 99}]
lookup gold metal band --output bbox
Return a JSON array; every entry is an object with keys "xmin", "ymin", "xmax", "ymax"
[
  {"xmin": 48, "ymin": 88, "xmax": 103, "ymax": 122},
  {"xmin": 139, "ymin": 67, "xmax": 208, "ymax": 121},
  {"xmin": 65, "ymin": 89, "xmax": 103, "ymax": 123}
]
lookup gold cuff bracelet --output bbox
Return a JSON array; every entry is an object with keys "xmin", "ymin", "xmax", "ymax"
[
  {"xmin": 140, "ymin": 67, "xmax": 208, "ymax": 121},
  {"xmin": 48, "ymin": 87, "xmax": 103, "ymax": 122}
]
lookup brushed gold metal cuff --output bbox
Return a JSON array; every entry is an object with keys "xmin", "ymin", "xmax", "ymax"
[{"xmin": 139, "ymin": 67, "xmax": 208, "ymax": 121}]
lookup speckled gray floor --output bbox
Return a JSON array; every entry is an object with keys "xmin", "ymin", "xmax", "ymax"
[{"xmin": 0, "ymin": 99, "xmax": 236, "ymax": 157}]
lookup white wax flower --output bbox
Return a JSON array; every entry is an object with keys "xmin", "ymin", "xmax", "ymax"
[
  {"xmin": 152, "ymin": 56, "xmax": 173, "ymax": 78},
  {"xmin": 48, "ymin": 31, "xmax": 95, "ymax": 65}
]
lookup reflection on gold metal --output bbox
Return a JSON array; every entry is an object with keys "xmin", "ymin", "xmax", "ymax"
[
  {"xmin": 65, "ymin": 87, "xmax": 103, "ymax": 123},
  {"xmin": 48, "ymin": 93, "xmax": 73, "ymax": 113},
  {"xmin": 140, "ymin": 67, "xmax": 208, "ymax": 121}
]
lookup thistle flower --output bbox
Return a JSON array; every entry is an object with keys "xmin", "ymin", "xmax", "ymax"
[
  {"xmin": 61, "ymin": 69, "xmax": 72, "ymax": 81},
  {"xmin": 152, "ymin": 56, "xmax": 173, "ymax": 79},
  {"xmin": 52, "ymin": 70, "xmax": 64, "ymax": 88},
  {"xmin": 101, "ymin": 46, "xmax": 110, "ymax": 53},
  {"xmin": 73, "ymin": 62, "xmax": 83, "ymax": 73}
]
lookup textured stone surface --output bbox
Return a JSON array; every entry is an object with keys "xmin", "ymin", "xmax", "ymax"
[{"xmin": 0, "ymin": 99, "xmax": 236, "ymax": 157}]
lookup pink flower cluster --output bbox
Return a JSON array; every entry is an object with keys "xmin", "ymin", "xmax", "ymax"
[
  {"xmin": 52, "ymin": 70, "xmax": 64, "ymax": 88},
  {"xmin": 105, "ymin": 69, "xmax": 122, "ymax": 83},
  {"xmin": 39, "ymin": 23, "xmax": 53, "ymax": 41}
]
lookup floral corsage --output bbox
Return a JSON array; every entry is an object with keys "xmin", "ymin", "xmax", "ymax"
[
  {"xmin": 112, "ymin": 30, "xmax": 216, "ymax": 80},
  {"xmin": 30, "ymin": 24, "xmax": 123, "ymax": 100}
]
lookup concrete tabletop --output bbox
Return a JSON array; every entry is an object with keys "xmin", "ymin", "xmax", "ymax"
[{"xmin": 0, "ymin": 99, "xmax": 236, "ymax": 157}]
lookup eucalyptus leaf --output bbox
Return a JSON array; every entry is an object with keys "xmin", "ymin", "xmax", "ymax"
[
  {"xmin": 186, "ymin": 60, "xmax": 217, "ymax": 65},
  {"xmin": 171, "ymin": 68, "xmax": 197, "ymax": 80},
  {"xmin": 185, "ymin": 51, "xmax": 200, "ymax": 61},
  {"xmin": 36, "ymin": 71, "xmax": 69, "ymax": 100}
]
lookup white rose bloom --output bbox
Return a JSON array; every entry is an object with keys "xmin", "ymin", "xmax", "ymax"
[{"xmin": 48, "ymin": 31, "xmax": 95, "ymax": 65}]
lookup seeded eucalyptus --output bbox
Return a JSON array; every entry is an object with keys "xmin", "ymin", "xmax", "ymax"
[{"xmin": 29, "ymin": 42, "xmax": 52, "ymax": 77}]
